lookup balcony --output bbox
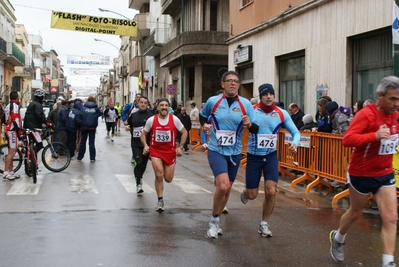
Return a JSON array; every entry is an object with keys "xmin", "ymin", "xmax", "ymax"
[
  {"xmin": 160, "ymin": 31, "xmax": 229, "ymax": 68},
  {"xmin": 41, "ymin": 66, "xmax": 50, "ymax": 75},
  {"xmin": 128, "ymin": 0, "xmax": 149, "ymax": 10},
  {"xmin": 30, "ymin": 35, "xmax": 43, "ymax": 48},
  {"xmin": 4, "ymin": 42, "xmax": 25, "ymax": 66},
  {"xmin": 15, "ymin": 57, "xmax": 35, "ymax": 78},
  {"xmin": 143, "ymin": 28, "xmax": 169, "ymax": 57},
  {"xmin": 130, "ymin": 13, "xmax": 151, "ymax": 42},
  {"xmin": 129, "ymin": 56, "xmax": 147, "ymax": 77},
  {"xmin": 31, "ymin": 80, "xmax": 43, "ymax": 89},
  {"xmin": 0, "ymin": 37, "xmax": 6, "ymax": 57},
  {"xmin": 161, "ymin": 0, "xmax": 181, "ymax": 15}
]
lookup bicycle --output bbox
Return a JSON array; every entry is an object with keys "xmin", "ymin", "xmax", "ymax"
[{"xmin": 0, "ymin": 126, "xmax": 71, "ymax": 183}]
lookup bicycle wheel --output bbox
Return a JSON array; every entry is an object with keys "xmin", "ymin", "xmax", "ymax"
[
  {"xmin": 29, "ymin": 147, "xmax": 37, "ymax": 184},
  {"xmin": 41, "ymin": 142, "xmax": 71, "ymax": 172},
  {"xmin": 0, "ymin": 144, "xmax": 23, "ymax": 174}
]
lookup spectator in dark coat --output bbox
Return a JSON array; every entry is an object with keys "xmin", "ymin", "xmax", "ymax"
[
  {"xmin": 174, "ymin": 102, "xmax": 183, "ymax": 116},
  {"xmin": 316, "ymin": 98, "xmax": 333, "ymax": 133},
  {"xmin": 300, "ymin": 114, "xmax": 318, "ymax": 131},
  {"xmin": 57, "ymin": 99, "xmax": 69, "ymax": 146},
  {"xmin": 77, "ymin": 96, "xmax": 103, "ymax": 162},
  {"xmin": 288, "ymin": 103, "xmax": 305, "ymax": 129},
  {"xmin": 47, "ymin": 100, "xmax": 61, "ymax": 142},
  {"xmin": 177, "ymin": 107, "xmax": 191, "ymax": 151},
  {"xmin": 66, "ymin": 99, "xmax": 83, "ymax": 159}
]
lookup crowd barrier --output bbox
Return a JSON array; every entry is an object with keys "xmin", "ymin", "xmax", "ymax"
[{"xmin": 192, "ymin": 125, "xmax": 399, "ymax": 205}]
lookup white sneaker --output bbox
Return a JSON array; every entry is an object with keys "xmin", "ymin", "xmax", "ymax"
[
  {"xmin": 9, "ymin": 173, "xmax": 20, "ymax": 179},
  {"xmin": 111, "ymin": 137, "xmax": 114, "ymax": 142},
  {"xmin": 207, "ymin": 219, "xmax": 222, "ymax": 238},
  {"xmin": 258, "ymin": 221, "xmax": 273, "ymax": 237},
  {"xmin": 5, "ymin": 174, "xmax": 16, "ymax": 180},
  {"xmin": 136, "ymin": 184, "xmax": 144, "ymax": 194}
]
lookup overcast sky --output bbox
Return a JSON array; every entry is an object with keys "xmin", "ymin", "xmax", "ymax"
[{"xmin": 11, "ymin": 0, "xmax": 138, "ymax": 92}]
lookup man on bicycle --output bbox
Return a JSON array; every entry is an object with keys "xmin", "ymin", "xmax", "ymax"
[
  {"xmin": 23, "ymin": 89, "xmax": 52, "ymax": 151},
  {"xmin": 4, "ymin": 92, "xmax": 22, "ymax": 180}
]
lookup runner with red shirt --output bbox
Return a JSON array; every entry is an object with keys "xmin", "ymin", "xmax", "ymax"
[
  {"xmin": 329, "ymin": 76, "xmax": 399, "ymax": 267},
  {"xmin": 141, "ymin": 98, "xmax": 187, "ymax": 211}
]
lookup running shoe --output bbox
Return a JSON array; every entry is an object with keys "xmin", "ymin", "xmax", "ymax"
[
  {"xmin": 155, "ymin": 199, "xmax": 164, "ymax": 211},
  {"xmin": 241, "ymin": 191, "xmax": 248, "ymax": 204},
  {"xmin": 10, "ymin": 173, "xmax": 20, "ymax": 179},
  {"xmin": 258, "ymin": 221, "xmax": 273, "ymax": 237},
  {"xmin": 137, "ymin": 184, "xmax": 144, "ymax": 194},
  {"xmin": 222, "ymin": 206, "xmax": 229, "ymax": 214},
  {"xmin": 4, "ymin": 174, "xmax": 17, "ymax": 180},
  {"xmin": 383, "ymin": 262, "xmax": 397, "ymax": 267},
  {"xmin": 207, "ymin": 220, "xmax": 221, "ymax": 239},
  {"xmin": 329, "ymin": 230, "xmax": 345, "ymax": 262}
]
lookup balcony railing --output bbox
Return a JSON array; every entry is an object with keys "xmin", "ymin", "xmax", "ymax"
[
  {"xmin": 161, "ymin": 0, "xmax": 181, "ymax": 15},
  {"xmin": 0, "ymin": 37, "xmax": 6, "ymax": 56},
  {"xmin": 129, "ymin": 56, "xmax": 147, "ymax": 77},
  {"xmin": 142, "ymin": 28, "xmax": 169, "ymax": 57},
  {"xmin": 128, "ymin": 0, "xmax": 150, "ymax": 10},
  {"xmin": 160, "ymin": 31, "xmax": 229, "ymax": 67},
  {"xmin": 130, "ymin": 13, "xmax": 151, "ymax": 42},
  {"xmin": 4, "ymin": 42, "xmax": 25, "ymax": 66}
]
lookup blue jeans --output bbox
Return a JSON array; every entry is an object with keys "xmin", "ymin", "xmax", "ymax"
[{"xmin": 78, "ymin": 129, "xmax": 96, "ymax": 160}]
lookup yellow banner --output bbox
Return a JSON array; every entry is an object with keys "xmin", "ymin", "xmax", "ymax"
[{"xmin": 50, "ymin": 10, "xmax": 137, "ymax": 37}]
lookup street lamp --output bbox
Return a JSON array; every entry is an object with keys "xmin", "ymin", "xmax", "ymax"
[
  {"xmin": 94, "ymin": 38, "xmax": 125, "ymax": 105},
  {"xmin": 98, "ymin": 8, "xmax": 144, "ymax": 92}
]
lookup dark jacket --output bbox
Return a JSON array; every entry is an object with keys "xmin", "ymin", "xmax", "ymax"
[
  {"xmin": 128, "ymin": 109, "xmax": 153, "ymax": 147},
  {"xmin": 23, "ymin": 98, "xmax": 47, "ymax": 129},
  {"xmin": 291, "ymin": 109, "xmax": 305, "ymax": 129},
  {"xmin": 300, "ymin": 122, "xmax": 318, "ymax": 131},
  {"xmin": 317, "ymin": 114, "xmax": 332, "ymax": 133},
  {"xmin": 47, "ymin": 107, "xmax": 58, "ymax": 127},
  {"xmin": 177, "ymin": 113, "xmax": 191, "ymax": 132},
  {"xmin": 57, "ymin": 105, "xmax": 69, "ymax": 131},
  {"xmin": 79, "ymin": 101, "xmax": 102, "ymax": 130},
  {"xmin": 66, "ymin": 100, "xmax": 83, "ymax": 130}
]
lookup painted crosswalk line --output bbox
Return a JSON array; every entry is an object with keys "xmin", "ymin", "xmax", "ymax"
[
  {"xmin": 174, "ymin": 176, "xmax": 213, "ymax": 194},
  {"xmin": 115, "ymin": 174, "xmax": 155, "ymax": 193},
  {"xmin": 7, "ymin": 176, "xmax": 43, "ymax": 195},
  {"xmin": 69, "ymin": 174, "xmax": 98, "ymax": 194}
]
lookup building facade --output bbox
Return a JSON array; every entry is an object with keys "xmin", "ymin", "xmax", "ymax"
[{"xmin": 228, "ymin": 0, "xmax": 393, "ymax": 114}]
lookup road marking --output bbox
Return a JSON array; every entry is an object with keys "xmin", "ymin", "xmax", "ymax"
[
  {"xmin": 69, "ymin": 174, "xmax": 98, "ymax": 194},
  {"xmin": 7, "ymin": 176, "xmax": 43, "ymax": 195},
  {"xmin": 115, "ymin": 174, "xmax": 154, "ymax": 193},
  {"xmin": 174, "ymin": 176, "xmax": 213, "ymax": 194}
]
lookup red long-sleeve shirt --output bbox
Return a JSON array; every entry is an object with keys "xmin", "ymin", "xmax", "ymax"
[{"xmin": 343, "ymin": 103, "xmax": 399, "ymax": 177}]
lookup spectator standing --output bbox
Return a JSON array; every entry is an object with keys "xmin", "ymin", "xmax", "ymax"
[
  {"xmin": 174, "ymin": 102, "xmax": 182, "ymax": 116},
  {"xmin": 200, "ymin": 71, "xmax": 254, "ymax": 239},
  {"xmin": 77, "ymin": 96, "xmax": 103, "ymax": 162},
  {"xmin": 316, "ymin": 98, "xmax": 333, "ymax": 132},
  {"xmin": 189, "ymin": 102, "xmax": 199, "ymax": 120},
  {"xmin": 352, "ymin": 100, "xmax": 364, "ymax": 116},
  {"xmin": 104, "ymin": 102, "xmax": 118, "ymax": 142},
  {"xmin": 3, "ymin": 92, "xmax": 22, "ymax": 180},
  {"xmin": 66, "ymin": 99, "xmax": 82, "ymax": 159},
  {"xmin": 177, "ymin": 107, "xmax": 192, "ymax": 151},
  {"xmin": 241, "ymin": 83, "xmax": 300, "ymax": 237},
  {"xmin": 57, "ymin": 99, "xmax": 69, "ymax": 146},
  {"xmin": 288, "ymin": 103, "xmax": 305, "ymax": 129},
  {"xmin": 170, "ymin": 96, "xmax": 177, "ymax": 111},
  {"xmin": 331, "ymin": 106, "xmax": 352, "ymax": 134},
  {"xmin": 47, "ymin": 100, "xmax": 61, "ymax": 142},
  {"xmin": 140, "ymin": 98, "xmax": 187, "ymax": 211},
  {"xmin": 126, "ymin": 96, "xmax": 153, "ymax": 194},
  {"xmin": 329, "ymin": 76, "xmax": 399, "ymax": 267}
]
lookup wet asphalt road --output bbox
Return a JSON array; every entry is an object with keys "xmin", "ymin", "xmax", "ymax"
[{"xmin": 0, "ymin": 120, "xmax": 397, "ymax": 267}]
